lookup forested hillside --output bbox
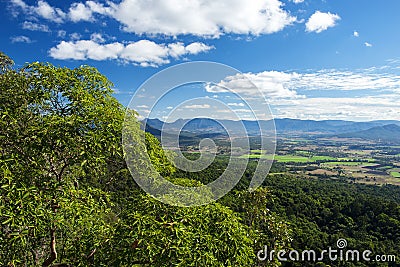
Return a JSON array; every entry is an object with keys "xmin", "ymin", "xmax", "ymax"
[
  {"xmin": 0, "ymin": 53, "xmax": 289, "ymax": 266},
  {"xmin": 1, "ymin": 53, "xmax": 399, "ymax": 266}
]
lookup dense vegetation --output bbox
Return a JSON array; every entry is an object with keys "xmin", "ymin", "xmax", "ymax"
[
  {"xmin": 176, "ymin": 162, "xmax": 400, "ymax": 266},
  {"xmin": 1, "ymin": 52, "xmax": 399, "ymax": 266},
  {"xmin": 0, "ymin": 53, "xmax": 289, "ymax": 266}
]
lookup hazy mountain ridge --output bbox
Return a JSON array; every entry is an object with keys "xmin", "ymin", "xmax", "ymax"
[
  {"xmin": 143, "ymin": 118, "xmax": 400, "ymax": 139},
  {"xmin": 337, "ymin": 124, "xmax": 400, "ymax": 142}
]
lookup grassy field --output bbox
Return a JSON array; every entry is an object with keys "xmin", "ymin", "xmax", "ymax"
[
  {"xmin": 323, "ymin": 162, "xmax": 376, "ymax": 166},
  {"xmin": 240, "ymin": 154, "xmax": 274, "ymax": 159},
  {"xmin": 390, "ymin": 171, "xmax": 400, "ymax": 178},
  {"xmin": 311, "ymin": 156, "xmax": 337, "ymax": 161},
  {"xmin": 239, "ymin": 154, "xmax": 336, "ymax": 163},
  {"xmin": 275, "ymin": 155, "xmax": 310, "ymax": 162},
  {"xmin": 250, "ymin": 149, "xmax": 267, "ymax": 154}
]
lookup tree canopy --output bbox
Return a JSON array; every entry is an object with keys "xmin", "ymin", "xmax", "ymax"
[{"xmin": 0, "ymin": 53, "xmax": 289, "ymax": 266}]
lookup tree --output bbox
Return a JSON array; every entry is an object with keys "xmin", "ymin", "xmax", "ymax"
[
  {"xmin": 0, "ymin": 55, "xmax": 123, "ymax": 266},
  {"xmin": 103, "ymin": 188, "xmax": 256, "ymax": 266},
  {"xmin": 0, "ymin": 51, "xmax": 13, "ymax": 73},
  {"xmin": 0, "ymin": 53, "xmax": 298, "ymax": 266}
]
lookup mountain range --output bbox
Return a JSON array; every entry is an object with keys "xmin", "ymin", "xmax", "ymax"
[{"xmin": 143, "ymin": 118, "xmax": 400, "ymax": 143}]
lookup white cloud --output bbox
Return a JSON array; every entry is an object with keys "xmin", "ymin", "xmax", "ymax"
[
  {"xmin": 292, "ymin": 0, "xmax": 304, "ymax": 3},
  {"xmin": 10, "ymin": 35, "xmax": 33, "ymax": 43},
  {"xmin": 230, "ymin": 108, "xmax": 252, "ymax": 113},
  {"xmin": 183, "ymin": 104, "xmax": 211, "ymax": 109},
  {"xmin": 137, "ymin": 105, "xmax": 149, "ymax": 108},
  {"xmin": 185, "ymin": 42, "xmax": 215, "ymax": 54},
  {"xmin": 166, "ymin": 106, "xmax": 174, "ymax": 110},
  {"xmin": 57, "ymin": 30, "xmax": 66, "ymax": 38},
  {"xmin": 10, "ymin": 0, "xmax": 28, "ymax": 10},
  {"xmin": 69, "ymin": 32, "xmax": 82, "ymax": 40},
  {"xmin": 34, "ymin": 0, "xmax": 66, "ymax": 23},
  {"xmin": 206, "ymin": 71, "xmax": 301, "ymax": 99},
  {"xmin": 365, "ymin": 42, "xmax": 372, "ymax": 47},
  {"xmin": 290, "ymin": 70, "xmax": 400, "ymax": 91},
  {"xmin": 68, "ymin": 1, "xmax": 113, "ymax": 22},
  {"xmin": 166, "ymin": 42, "xmax": 214, "ymax": 59},
  {"xmin": 205, "ymin": 67, "xmax": 400, "ymax": 120},
  {"xmin": 214, "ymin": 68, "xmax": 400, "ymax": 95},
  {"xmin": 270, "ymin": 96, "xmax": 400, "ymax": 121},
  {"xmin": 90, "ymin": 33, "xmax": 105, "ymax": 43},
  {"xmin": 49, "ymin": 40, "xmax": 124, "ymax": 60},
  {"xmin": 111, "ymin": 0, "xmax": 296, "ymax": 37},
  {"xmin": 11, "ymin": 0, "xmax": 296, "ymax": 37},
  {"xmin": 49, "ymin": 39, "xmax": 214, "ymax": 67},
  {"xmin": 305, "ymin": 11, "xmax": 340, "ymax": 33},
  {"xmin": 69, "ymin": 2, "xmax": 94, "ymax": 22},
  {"xmin": 22, "ymin": 21, "xmax": 50, "ymax": 32},
  {"xmin": 11, "ymin": 0, "xmax": 66, "ymax": 22},
  {"xmin": 228, "ymin": 102, "xmax": 245, "ymax": 107},
  {"xmin": 353, "ymin": 31, "xmax": 359, "ymax": 37}
]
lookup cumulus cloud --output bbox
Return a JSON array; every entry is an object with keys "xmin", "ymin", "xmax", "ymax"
[
  {"xmin": 35, "ymin": 0, "xmax": 66, "ymax": 22},
  {"xmin": 11, "ymin": 0, "xmax": 66, "ymax": 22},
  {"xmin": 49, "ymin": 39, "xmax": 214, "ymax": 67},
  {"xmin": 305, "ymin": 11, "xmax": 340, "ymax": 33},
  {"xmin": 206, "ymin": 67, "xmax": 400, "ymax": 101},
  {"xmin": 22, "ymin": 21, "xmax": 50, "ymax": 32},
  {"xmin": 110, "ymin": 0, "xmax": 296, "ymax": 37},
  {"xmin": 11, "ymin": 0, "xmax": 296, "ymax": 37},
  {"xmin": 292, "ymin": 0, "xmax": 304, "ymax": 3},
  {"xmin": 67, "ymin": 1, "xmax": 113, "ymax": 22},
  {"xmin": 365, "ymin": 42, "xmax": 372, "ymax": 47},
  {"xmin": 10, "ymin": 35, "xmax": 33, "ymax": 43},
  {"xmin": 69, "ymin": 2, "xmax": 94, "ymax": 22},
  {"xmin": 353, "ymin": 31, "xmax": 359, "ymax": 37},
  {"xmin": 206, "ymin": 71, "xmax": 301, "ymax": 99},
  {"xmin": 68, "ymin": 1, "xmax": 113, "ymax": 22},
  {"xmin": 205, "ymin": 67, "xmax": 400, "ymax": 120}
]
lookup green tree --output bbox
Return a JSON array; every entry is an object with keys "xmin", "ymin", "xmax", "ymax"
[
  {"xmin": 0, "ymin": 52, "xmax": 296, "ymax": 266},
  {"xmin": 0, "ymin": 55, "xmax": 122, "ymax": 266},
  {"xmin": 103, "ymin": 189, "xmax": 256, "ymax": 266}
]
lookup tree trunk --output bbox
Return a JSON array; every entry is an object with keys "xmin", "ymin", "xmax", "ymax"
[{"xmin": 42, "ymin": 228, "xmax": 57, "ymax": 267}]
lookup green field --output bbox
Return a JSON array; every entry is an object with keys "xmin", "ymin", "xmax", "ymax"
[
  {"xmin": 275, "ymin": 155, "xmax": 310, "ymax": 162},
  {"xmin": 311, "ymin": 156, "xmax": 337, "ymax": 161},
  {"xmin": 323, "ymin": 162, "xmax": 376, "ymax": 166},
  {"xmin": 250, "ymin": 149, "xmax": 267, "ymax": 154},
  {"xmin": 239, "ymin": 154, "xmax": 336, "ymax": 163},
  {"xmin": 390, "ymin": 171, "xmax": 400, "ymax": 178},
  {"xmin": 240, "ymin": 154, "xmax": 274, "ymax": 159}
]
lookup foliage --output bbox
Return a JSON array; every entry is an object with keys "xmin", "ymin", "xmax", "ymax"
[
  {"xmin": 145, "ymin": 132, "xmax": 176, "ymax": 177},
  {"xmin": 0, "ymin": 55, "xmax": 123, "ymax": 266},
  {"xmin": 103, "ymin": 189, "xmax": 256, "ymax": 266},
  {"xmin": 4, "ymin": 52, "xmax": 397, "ymax": 267},
  {"xmin": 0, "ymin": 53, "xmax": 290, "ymax": 266}
]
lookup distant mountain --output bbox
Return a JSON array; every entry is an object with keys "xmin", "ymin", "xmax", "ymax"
[
  {"xmin": 337, "ymin": 124, "xmax": 400, "ymax": 143},
  {"xmin": 142, "ymin": 119, "xmax": 227, "ymax": 146},
  {"xmin": 370, "ymin": 120, "xmax": 400, "ymax": 126},
  {"xmin": 143, "ymin": 118, "xmax": 398, "ymax": 136}
]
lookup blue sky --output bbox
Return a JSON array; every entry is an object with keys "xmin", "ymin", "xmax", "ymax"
[{"xmin": 1, "ymin": 0, "xmax": 400, "ymax": 121}]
